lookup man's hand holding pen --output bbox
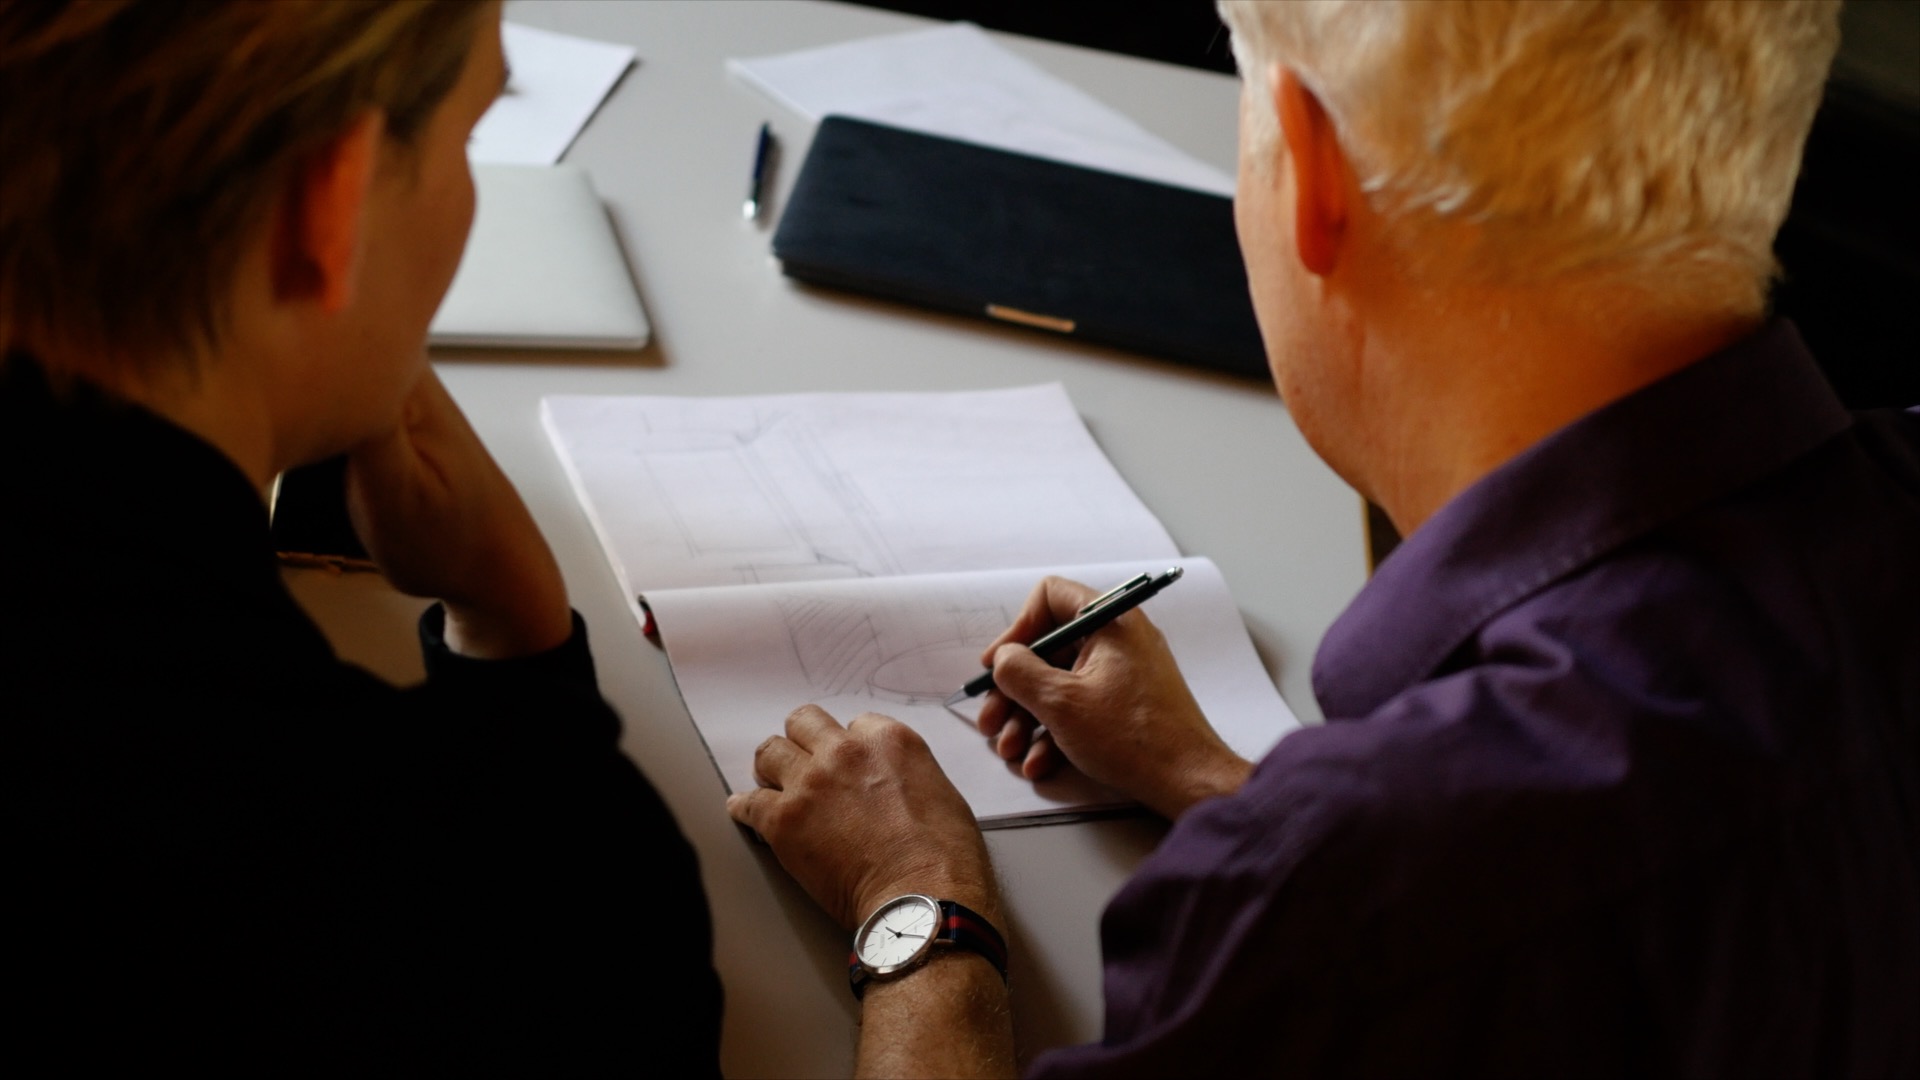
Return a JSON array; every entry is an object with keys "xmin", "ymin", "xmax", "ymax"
[{"xmin": 973, "ymin": 575, "xmax": 1253, "ymax": 821}]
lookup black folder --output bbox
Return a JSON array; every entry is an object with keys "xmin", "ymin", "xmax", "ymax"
[{"xmin": 771, "ymin": 116, "xmax": 1268, "ymax": 380}]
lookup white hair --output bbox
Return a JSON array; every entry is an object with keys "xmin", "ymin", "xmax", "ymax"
[{"xmin": 1218, "ymin": 0, "xmax": 1840, "ymax": 311}]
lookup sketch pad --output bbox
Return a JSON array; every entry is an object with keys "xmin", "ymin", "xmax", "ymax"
[
  {"xmin": 772, "ymin": 116, "xmax": 1266, "ymax": 379},
  {"xmin": 542, "ymin": 384, "xmax": 1300, "ymax": 826},
  {"xmin": 429, "ymin": 163, "xmax": 649, "ymax": 350},
  {"xmin": 641, "ymin": 557, "xmax": 1294, "ymax": 826}
]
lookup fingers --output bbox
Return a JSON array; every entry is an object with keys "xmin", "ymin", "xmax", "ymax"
[
  {"xmin": 409, "ymin": 368, "xmax": 497, "ymax": 461},
  {"xmin": 1020, "ymin": 732, "xmax": 1064, "ymax": 781},
  {"xmin": 977, "ymin": 687, "xmax": 1041, "ymax": 754},
  {"xmin": 975, "ymin": 689, "xmax": 1014, "ymax": 738},
  {"xmin": 751, "ymin": 734, "xmax": 807, "ymax": 789},
  {"xmin": 982, "ymin": 644, "xmax": 1077, "ymax": 769},
  {"xmin": 407, "ymin": 363, "xmax": 458, "ymax": 414},
  {"xmin": 751, "ymin": 704, "xmax": 855, "ymax": 789},
  {"xmin": 991, "ymin": 712, "xmax": 1036, "ymax": 762},
  {"xmin": 978, "ymin": 576, "xmax": 1101, "ymax": 666},
  {"xmin": 783, "ymin": 703, "xmax": 845, "ymax": 750},
  {"xmin": 725, "ymin": 785, "xmax": 774, "ymax": 833},
  {"xmin": 985, "ymin": 705, "xmax": 1064, "ymax": 778},
  {"xmin": 347, "ymin": 367, "xmax": 454, "ymax": 472},
  {"xmin": 988, "ymin": 641, "xmax": 1071, "ymax": 719}
]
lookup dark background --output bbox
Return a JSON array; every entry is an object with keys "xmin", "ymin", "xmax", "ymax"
[{"xmin": 855, "ymin": 0, "xmax": 1920, "ymax": 412}]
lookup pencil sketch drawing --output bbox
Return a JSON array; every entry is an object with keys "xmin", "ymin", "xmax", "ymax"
[
  {"xmin": 639, "ymin": 408, "xmax": 908, "ymax": 585},
  {"xmin": 777, "ymin": 588, "xmax": 1015, "ymax": 705}
]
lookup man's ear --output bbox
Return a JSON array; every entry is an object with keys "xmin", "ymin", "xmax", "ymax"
[
  {"xmin": 270, "ymin": 111, "xmax": 383, "ymax": 312},
  {"xmin": 1273, "ymin": 67, "xmax": 1348, "ymax": 277}
]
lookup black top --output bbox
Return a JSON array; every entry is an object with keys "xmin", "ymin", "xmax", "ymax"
[{"xmin": 4, "ymin": 358, "xmax": 722, "ymax": 1072}]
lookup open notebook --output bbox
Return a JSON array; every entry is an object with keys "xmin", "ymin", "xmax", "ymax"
[{"xmin": 542, "ymin": 384, "xmax": 1298, "ymax": 825}]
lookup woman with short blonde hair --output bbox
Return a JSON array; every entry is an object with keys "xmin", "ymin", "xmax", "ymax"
[{"xmin": 4, "ymin": 3, "xmax": 722, "ymax": 1069}]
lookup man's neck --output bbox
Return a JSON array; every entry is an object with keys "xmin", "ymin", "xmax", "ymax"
[{"xmin": 1356, "ymin": 282, "xmax": 1759, "ymax": 537}]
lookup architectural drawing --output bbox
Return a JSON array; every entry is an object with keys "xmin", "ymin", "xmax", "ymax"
[
  {"xmin": 777, "ymin": 595, "xmax": 883, "ymax": 695},
  {"xmin": 641, "ymin": 407, "xmax": 905, "ymax": 585},
  {"xmin": 777, "ymin": 588, "xmax": 1014, "ymax": 705}
]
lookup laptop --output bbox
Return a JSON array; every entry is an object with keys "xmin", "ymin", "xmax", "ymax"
[{"xmin": 429, "ymin": 163, "xmax": 651, "ymax": 350}]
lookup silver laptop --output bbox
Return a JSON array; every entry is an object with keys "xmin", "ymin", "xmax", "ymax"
[{"xmin": 429, "ymin": 163, "xmax": 651, "ymax": 350}]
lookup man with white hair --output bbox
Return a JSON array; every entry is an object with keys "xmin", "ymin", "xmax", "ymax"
[{"xmin": 729, "ymin": 1, "xmax": 1920, "ymax": 1074}]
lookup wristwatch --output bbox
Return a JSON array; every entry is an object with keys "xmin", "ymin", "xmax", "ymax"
[{"xmin": 848, "ymin": 894, "xmax": 1009, "ymax": 1000}]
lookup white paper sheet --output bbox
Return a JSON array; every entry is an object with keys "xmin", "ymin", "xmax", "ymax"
[
  {"xmin": 645, "ymin": 558, "xmax": 1299, "ymax": 826},
  {"xmin": 468, "ymin": 22, "xmax": 635, "ymax": 165},
  {"xmin": 541, "ymin": 384, "xmax": 1180, "ymax": 597},
  {"xmin": 727, "ymin": 23, "xmax": 1235, "ymax": 197}
]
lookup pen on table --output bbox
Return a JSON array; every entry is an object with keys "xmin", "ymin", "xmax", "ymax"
[
  {"xmin": 743, "ymin": 121, "xmax": 774, "ymax": 222},
  {"xmin": 945, "ymin": 566, "xmax": 1184, "ymax": 706}
]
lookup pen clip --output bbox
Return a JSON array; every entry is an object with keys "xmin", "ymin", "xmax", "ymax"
[{"xmin": 1076, "ymin": 573, "xmax": 1151, "ymax": 617}]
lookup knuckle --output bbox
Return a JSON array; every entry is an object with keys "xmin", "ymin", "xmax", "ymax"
[
  {"xmin": 872, "ymin": 716, "xmax": 927, "ymax": 753},
  {"xmin": 821, "ymin": 731, "xmax": 872, "ymax": 769}
]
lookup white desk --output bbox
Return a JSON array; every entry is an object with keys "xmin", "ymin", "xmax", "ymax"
[{"xmin": 285, "ymin": 3, "xmax": 1369, "ymax": 1074}]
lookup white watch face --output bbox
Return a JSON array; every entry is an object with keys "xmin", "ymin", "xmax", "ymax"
[{"xmin": 855, "ymin": 895, "xmax": 941, "ymax": 974}]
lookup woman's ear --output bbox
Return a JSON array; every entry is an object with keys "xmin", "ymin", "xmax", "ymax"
[{"xmin": 269, "ymin": 111, "xmax": 384, "ymax": 312}]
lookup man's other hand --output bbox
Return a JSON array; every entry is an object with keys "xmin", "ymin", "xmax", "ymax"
[
  {"xmin": 727, "ymin": 705, "xmax": 999, "ymax": 931},
  {"xmin": 976, "ymin": 576, "xmax": 1252, "ymax": 820},
  {"xmin": 344, "ymin": 365, "xmax": 572, "ymax": 659}
]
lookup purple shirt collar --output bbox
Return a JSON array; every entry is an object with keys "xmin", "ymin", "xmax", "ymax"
[{"xmin": 1312, "ymin": 319, "xmax": 1853, "ymax": 720}]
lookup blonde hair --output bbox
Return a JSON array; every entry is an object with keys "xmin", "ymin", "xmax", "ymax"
[
  {"xmin": 0, "ymin": 0, "xmax": 487, "ymax": 380},
  {"xmin": 1218, "ymin": 0, "xmax": 1840, "ymax": 311}
]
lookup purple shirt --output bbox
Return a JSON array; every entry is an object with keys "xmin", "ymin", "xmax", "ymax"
[{"xmin": 1031, "ymin": 321, "xmax": 1920, "ymax": 1078}]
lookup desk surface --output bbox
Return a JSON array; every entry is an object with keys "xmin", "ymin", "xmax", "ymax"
[{"xmin": 285, "ymin": 2, "xmax": 1369, "ymax": 1074}]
